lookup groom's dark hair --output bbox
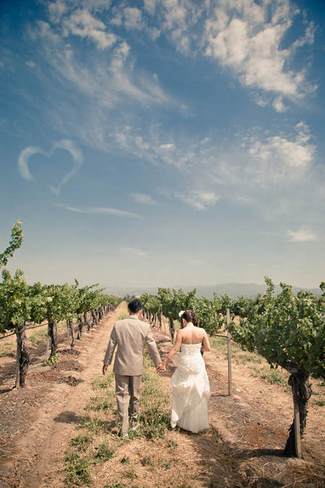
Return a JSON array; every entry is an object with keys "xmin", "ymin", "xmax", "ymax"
[{"xmin": 128, "ymin": 298, "xmax": 143, "ymax": 314}]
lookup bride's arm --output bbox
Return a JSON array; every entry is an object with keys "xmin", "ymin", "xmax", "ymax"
[
  {"xmin": 163, "ymin": 330, "xmax": 182, "ymax": 368},
  {"xmin": 202, "ymin": 331, "xmax": 211, "ymax": 352}
]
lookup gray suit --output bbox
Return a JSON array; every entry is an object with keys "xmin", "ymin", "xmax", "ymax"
[{"xmin": 103, "ymin": 315, "xmax": 161, "ymax": 435}]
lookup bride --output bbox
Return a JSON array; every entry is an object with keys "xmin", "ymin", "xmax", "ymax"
[{"xmin": 163, "ymin": 310, "xmax": 211, "ymax": 433}]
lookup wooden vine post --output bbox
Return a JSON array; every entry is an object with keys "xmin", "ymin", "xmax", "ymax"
[{"xmin": 226, "ymin": 308, "xmax": 232, "ymax": 396}]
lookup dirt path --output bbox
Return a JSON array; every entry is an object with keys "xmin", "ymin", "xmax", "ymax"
[{"xmin": 0, "ymin": 304, "xmax": 122, "ymax": 488}]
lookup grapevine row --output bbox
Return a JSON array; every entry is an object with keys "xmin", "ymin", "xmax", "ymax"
[
  {"xmin": 140, "ymin": 281, "xmax": 325, "ymax": 458},
  {"xmin": 0, "ymin": 222, "xmax": 121, "ymax": 388}
]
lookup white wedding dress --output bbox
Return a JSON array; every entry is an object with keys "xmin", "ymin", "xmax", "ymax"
[{"xmin": 171, "ymin": 343, "xmax": 210, "ymax": 433}]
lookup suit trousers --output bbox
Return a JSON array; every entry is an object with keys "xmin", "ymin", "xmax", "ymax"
[{"xmin": 115, "ymin": 374, "xmax": 142, "ymax": 435}]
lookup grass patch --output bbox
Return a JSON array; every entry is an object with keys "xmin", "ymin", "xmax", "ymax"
[
  {"xmin": 93, "ymin": 443, "xmax": 114, "ymax": 463},
  {"xmin": 80, "ymin": 416, "xmax": 111, "ymax": 434},
  {"xmin": 314, "ymin": 399, "xmax": 325, "ymax": 407},
  {"xmin": 29, "ymin": 329, "xmax": 48, "ymax": 345},
  {"xmin": 210, "ymin": 336, "xmax": 226, "ymax": 351},
  {"xmin": 140, "ymin": 456, "xmax": 154, "ymax": 466},
  {"xmin": 65, "ymin": 452, "xmax": 91, "ymax": 486},
  {"xmin": 160, "ymin": 460, "xmax": 172, "ymax": 469},
  {"xmin": 104, "ymin": 484, "xmax": 126, "ymax": 488},
  {"xmin": 87, "ymin": 397, "xmax": 112, "ymax": 412},
  {"xmin": 236, "ymin": 351, "xmax": 263, "ymax": 364},
  {"xmin": 70, "ymin": 434, "xmax": 92, "ymax": 451},
  {"xmin": 255, "ymin": 368, "xmax": 288, "ymax": 387},
  {"xmin": 166, "ymin": 439, "xmax": 177, "ymax": 450},
  {"xmin": 0, "ymin": 345, "xmax": 14, "ymax": 358},
  {"xmin": 43, "ymin": 352, "xmax": 60, "ymax": 366},
  {"xmin": 92, "ymin": 374, "xmax": 113, "ymax": 390},
  {"xmin": 123, "ymin": 467, "xmax": 137, "ymax": 481},
  {"xmin": 136, "ymin": 363, "xmax": 170, "ymax": 439}
]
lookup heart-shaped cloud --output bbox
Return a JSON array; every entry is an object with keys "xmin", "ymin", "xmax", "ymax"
[{"xmin": 18, "ymin": 140, "xmax": 83, "ymax": 195}]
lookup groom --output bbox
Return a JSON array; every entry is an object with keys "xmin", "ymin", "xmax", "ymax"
[{"xmin": 102, "ymin": 298, "xmax": 162, "ymax": 437}]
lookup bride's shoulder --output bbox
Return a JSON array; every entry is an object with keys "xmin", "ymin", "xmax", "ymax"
[{"xmin": 198, "ymin": 327, "xmax": 207, "ymax": 335}]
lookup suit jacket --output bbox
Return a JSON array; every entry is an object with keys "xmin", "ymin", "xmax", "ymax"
[{"xmin": 103, "ymin": 315, "xmax": 161, "ymax": 376}]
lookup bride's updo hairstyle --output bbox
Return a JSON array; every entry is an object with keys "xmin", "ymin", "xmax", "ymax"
[{"xmin": 180, "ymin": 310, "xmax": 198, "ymax": 326}]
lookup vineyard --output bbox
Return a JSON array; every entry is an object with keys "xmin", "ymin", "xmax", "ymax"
[
  {"xmin": 0, "ymin": 222, "xmax": 121, "ymax": 388},
  {"xmin": 0, "ymin": 222, "xmax": 325, "ymax": 487},
  {"xmin": 140, "ymin": 283, "xmax": 325, "ymax": 459}
]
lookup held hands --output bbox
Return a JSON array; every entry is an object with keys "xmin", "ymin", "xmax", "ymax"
[{"xmin": 157, "ymin": 362, "xmax": 167, "ymax": 374}]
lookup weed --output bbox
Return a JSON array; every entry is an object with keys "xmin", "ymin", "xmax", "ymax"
[
  {"xmin": 93, "ymin": 443, "xmax": 114, "ymax": 463},
  {"xmin": 139, "ymin": 405, "xmax": 170, "ymax": 439},
  {"xmin": 92, "ymin": 374, "xmax": 113, "ymax": 390},
  {"xmin": 210, "ymin": 337, "xmax": 225, "ymax": 350},
  {"xmin": 138, "ymin": 366, "xmax": 170, "ymax": 439},
  {"xmin": 140, "ymin": 456, "xmax": 153, "ymax": 466},
  {"xmin": 80, "ymin": 416, "xmax": 110, "ymax": 434},
  {"xmin": 124, "ymin": 467, "xmax": 137, "ymax": 480},
  {"xmin": 314, "ymin": 399, "xmax": 325, "ymax": 407},
  {"xmin": 104, "ymin": 484, "xmax": 126, "ymax": 488},
  {"xmin": 70, "ymin": 434, "xmax": 92, "ymax": 451},
  {"xmin": 65, "ymin": 452, "xmax": 91, "ymax": 486},
  {"xmin": 29, "ymin": 330, "xmax": 47, "ymax": 345},
  {"xmin": 237, "ymin": 352, "xmax": 262, "ymax": 364},
  {"xmin": 43, "ymin": 353, "xmax": 60, "ymax": 366},
  {"xmin": 259, "ymin": 369, "xmax": 287, "ymax": 386},
  {"xmin": 166, "ymin": 439, "xmax": 177, "ymax": 450},
  {"xmin": 87, "ymin": 397, "xmax": 112, "ymax": 412},
  {"xmin": 0, "ymin": 347, "xmax": 13, "ymax": 358},
  {"xmin": 120, "ymin": 456, "xmax": 130, "ymax": 464}
]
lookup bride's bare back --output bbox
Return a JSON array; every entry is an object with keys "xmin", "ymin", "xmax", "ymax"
[
  {"xmin": 164, "ymin": 319, "xmax": 211, "ymax": 369},
  {"xmin": 179, "ymin": 323, "xmax": 211, "ymax": 351}
]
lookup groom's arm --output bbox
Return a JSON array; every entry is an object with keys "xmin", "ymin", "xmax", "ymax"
[
  {"xmin": 145, "ymin": 327, "xmax": 162, "ymax": 368},
  {"xmin": 163, "ymin": 330, "xmax": 182, "ymax": 368},
  {"xmin": 103, "ymin": 325, "xmax": 118, "ymax": 372}
]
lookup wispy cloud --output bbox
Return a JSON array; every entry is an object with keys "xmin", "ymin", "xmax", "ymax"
[
  {"xmin": 56, "ymin": 203, "xmax": 143, "ymax": 220},
  {"xmin": 141, "ymin": 0, "xmax": 315, "ymax": 110},
  {"xmin": 246, "ymin": 122, "xmax": 315, "ymax": 182},
  {"xmin": 112, "ymin": 6, "xmax": 144, "ymax": 31},
  {"xmin": 107, "ymin": 121, "xmax": 316, "ymax": 190},
  {"xmin": 18, "ymin": 139, "xmax": 83, "ymax": 195},
  {"xmin": 176, "ymin": 191, "xmax": 220, "ymax": 211},
  {"xmin": 62, "ymin": 9, "xmax": 117, "ymax": 49},
  {"xmin": 131, "ymin": 193, "xmax": 156, "ymax": 205},
  {"xmin": 26, "ymin": 60, "xmax": 36, "ymax": 69},
  {"xmin": 29, "ymin": 15, "xmax": 176, "ymax": 110},
  {"xmin": 203, "ymin": 1, "xmax": 315, "ymax": 105},
  {"xmin": 288, "ymin": 227, "xmax": 317, "ymax": 242},
  {"xmin": 120, "ymin": 246, "xmax": 148, "ymax": 257}
]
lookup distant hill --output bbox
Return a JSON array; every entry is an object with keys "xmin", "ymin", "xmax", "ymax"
[{"xmin": 107, "ymin": 283, "xmax": 321, "ymax": 298}]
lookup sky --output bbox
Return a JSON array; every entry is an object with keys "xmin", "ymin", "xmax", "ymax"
[{"xmin": 0, "ymin": 0, "xmax": 325, "ymax": 290}]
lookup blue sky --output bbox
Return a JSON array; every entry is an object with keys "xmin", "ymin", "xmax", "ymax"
[{"xmin": 1, "ymin": 0, "xmax": 325, "ymax": 289}]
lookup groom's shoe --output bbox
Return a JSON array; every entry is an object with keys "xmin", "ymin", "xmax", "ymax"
[
  {"xmin": 130, "ymin": 415, "xmax": 140, "ymax": 432},
  {"xmin": 116, "ymin": 418, "xmax": 129, "ymax": 438},
  {"xmin": 117, "ymin": 426, "xmax": 129, "ymax": 438},
  {"xmin": 130, "ymin": 422, "xmax": 139, "ymax": 432}
]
